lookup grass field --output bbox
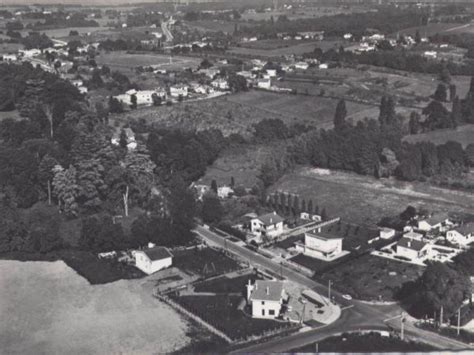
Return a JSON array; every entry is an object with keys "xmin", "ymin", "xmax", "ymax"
[
  {"xmin": 95, "ymin": 51, "xmax": 201, "ymax": 72},
  {"xmin": 170, "ymin": 294, "xmax": 290, "ymax": 340},
  {"xmin": 404, "ymin": 124, "xmax": 474, "ymax": 148},
  {"xmin": 173, "ymin": 247, "xmax": 242, "ymax": 277},
  {"xmin": 270, "ymin": 167, "xmax": 474, "ymax": 225},
  {"xmin": 228, "ymin": 40, "xmax": 342, "ymax": 58},
  {"xmin": 314, "ymin": 254, "xmax": 424, "ymax": 301},
  {"xmin": 0, "ymin": 260, "xmax": 192, "ymax": 354}
]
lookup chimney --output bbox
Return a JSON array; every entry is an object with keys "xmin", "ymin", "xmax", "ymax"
[{"xmin": 266, "ymin": 286, "xmax": 269, "ymax": 295}]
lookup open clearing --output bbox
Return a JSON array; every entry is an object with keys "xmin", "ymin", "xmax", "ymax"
[
  {"xmin": 270, "ymin": 167, "xmax": 474, "ymax": 225},
  {"xmin": 0, "ymin": 260, "xmax": 191, "ymax": 354},
  {"xmin": 228, "ymin": 40, "xmax": 342, "ymax": 58},
  {"xmin": 404, "ymin": 124, "xmax": 474, "ymax": 148}
]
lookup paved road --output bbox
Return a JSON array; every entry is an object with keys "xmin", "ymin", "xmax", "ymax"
[{"xmin": 194, "ymin": 225, "xmax": 472, "ymax": 352}]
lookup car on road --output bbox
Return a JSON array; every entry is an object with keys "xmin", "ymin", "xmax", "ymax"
[{"xmin": 342, "ymin": 294, "xmax": 352, "ymax": 300}]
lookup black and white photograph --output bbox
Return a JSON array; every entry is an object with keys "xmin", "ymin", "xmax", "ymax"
[{"xmin": 1, "ymin": 0, "xmax": 474, "ymax": 353}]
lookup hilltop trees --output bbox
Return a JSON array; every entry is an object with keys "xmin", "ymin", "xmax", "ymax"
[{"xmin": 334, "ymin": 99, "xmax": 347, "ymax": 131}]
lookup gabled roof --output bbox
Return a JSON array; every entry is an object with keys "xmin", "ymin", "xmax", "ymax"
[
  {"xmin": 143, "ymin": 247, "xmax": 173, "ymax": 261},
  {"xmin": 397, "ymin": 237, "xmax": 427, "ymax": 252},
  {"xmin": 249, "ymin": 280, "xmax": 283, "ymax": 302},
  {"xmin": 425, "ymin": 213, "xmax": 450, "ymax": 226},
  {"xmin": 454, "ymin": 223, "xmax": 474, "ymax": 236},
  {"xmin": 256, "ymin": 212, "xmax": 284, "ymax": 226}
]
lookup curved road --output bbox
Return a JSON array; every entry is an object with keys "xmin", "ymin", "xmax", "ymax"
[{"xmin": 194, "ymin": 225, "xmax": 472, "ymax": 352}]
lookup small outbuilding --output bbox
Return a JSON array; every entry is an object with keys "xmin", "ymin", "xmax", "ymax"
[{"xmin": 134, "ymin": 247, "xmax": 173, "ymax": 275}]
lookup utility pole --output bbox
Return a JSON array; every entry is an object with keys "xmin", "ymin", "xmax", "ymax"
[
  {"xmin": 328, "ymin": 280, "xmax": 332, "ymax": 302},
  {"xmin": 401, "ymin": 312, "xmax": 405, "ymax": 341},
  {"xmin": 457, "ymin": 308, "xmax": 461, "ymax": 336},
  {"xmin": 440, "ymin": 306, "xmax": 444, "ymax": 328}
]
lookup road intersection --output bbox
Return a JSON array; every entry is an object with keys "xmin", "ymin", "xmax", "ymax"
[{"xmin": 194, "ymin": 225, "xmax": 472, "ymax": 352}]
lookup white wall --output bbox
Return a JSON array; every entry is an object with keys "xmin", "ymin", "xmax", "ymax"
[
  {"xmin": 135, "ymin": 253, "xmax": 172, "ymax": 275},
  {"xmin": 251, "ymin": 299, "xmax": 281, "ymax": 319}
]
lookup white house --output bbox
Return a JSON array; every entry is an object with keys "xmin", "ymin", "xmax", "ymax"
[
  {"xmin": 211, "ymin": 78, "xmax": 229, "ymax": 91},
  {"xmin": 170, "ymin": 84, "xmax": 189, "ymax": 98},
  {"xmin": 2, "ymin": 54, "xmax": 17, "ymax": 62},
  {"xmin": 423, "ymin": 51, "xmax": 438, "ymax": 59},
  {"xmin": 257, "ymin": 78, "xmax": 271, "ymax": 90},
  {"xmin": 418, "ymin": 213, "xmax": 452, "ymax": 232},
  {"xmin": 446, "ymin": 223, "xmax": 474, "ymax": 246},
  {"xmin": 294, "ymin": 61, "xmax": 309, "ymax": 70},
  {"xmin": 403, "ymin": 231, "xmax": 424, "ymax": 241},
  {"xmin": 343, "ymin": 33, "xmax": 353, "ymax": 40},
  {"xmin": 134, "ymin": 247, "xmax": 173, "ymax": 275},
  {"xmin": 266, "ymin": 69, "xmax": 277, "ymax": 77},
  {"xmin": 379, "ymin": 227, "xmax": 396, "ymax": 240},
  {"xmin": 296, "ymin": 228, "xmax": 344, "ymax": 261},
  {"xmin": 396, "ymin": 237, "xmax": 429, "ymax": 260},
  {"xmin": 217, "ymin": 186, "xmax": 234, "ymax": 199},
  {"xmin": 246, "ymin": 280, "xmax": 286, "ymax": 319},
  {"xmin": 250, "ymin": 212, "xmax": 284, "ymax": 239},
  {"xmin": 111, "ymin": 128, "xmax": 137, "ymax": 151}
]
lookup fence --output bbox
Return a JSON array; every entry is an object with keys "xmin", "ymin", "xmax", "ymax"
[{"xmin": 153, "ymin": 290, "xmax": 233, "ymax": 343}]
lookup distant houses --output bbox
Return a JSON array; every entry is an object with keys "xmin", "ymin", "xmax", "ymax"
[
  {"xmin": 417, "ymin": 213, "xmax": 453, "ymax": 232},
  {"xmin": 446, "ymin": 223, "xmax": 474, "ymax": 247}
]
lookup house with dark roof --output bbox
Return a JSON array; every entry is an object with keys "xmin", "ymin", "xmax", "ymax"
[
  {"xmin": 246, "ymin": 280, "xmax": 287, "ymax": 319},
  {"xmin": 134, "ymin": 247, "xmax": 173, "ymax": 275},
  {"xmin": 396, "ymin": 237, "xmax": 429, "ymax": 260},
  {"xmin": 417, "ymin": 213, "xmax": 452, "ymax": 232},
  {"xmin": 446, "ymin": 222, "xmax": 474, "ymax": 246},
  {"xmin": 250, "ymin": 212, "xmax": 285, "ymax": 239}
]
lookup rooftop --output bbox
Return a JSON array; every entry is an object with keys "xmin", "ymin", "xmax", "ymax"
[
  {"xmin": 425, "ymin": 213, "xmax": 450, "ymax": 226},
  {"xmin": 249, "ymin": 280, "xmax": 283, "ymax": 302},
  {"xmin": 142, "ymin": 247, "xmax": 173, "ymax": 261},
  {"xmin": 256, "ymin": 212, "xmax": 284, "ymax": 226},
  {"xmin": 397, "ymin": 237, "xmax": 427, "ymax": 252},
  {"xmin": 454, "ymin": 222, "xmax": 474, "ymax": 236}
]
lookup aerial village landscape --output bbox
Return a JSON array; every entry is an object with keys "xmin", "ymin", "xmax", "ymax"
[{"xmin": 1, "ymin": 0, "xmax": 474, "ymax": 353}]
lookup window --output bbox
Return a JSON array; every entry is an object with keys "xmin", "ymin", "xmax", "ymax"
[
  {"xmin": 262, "ymin": 309, "xmax": 265, "ymax": 316},
  {"xmin": 269, "ymin": 310, "xmax": 275, "ymax": 316},
  {"xmin": 261, "ymin": 301, "xmax": 265, "ymax": 305}
]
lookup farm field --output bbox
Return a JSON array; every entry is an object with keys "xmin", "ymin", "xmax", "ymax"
[
  {"xmin": 270, "ymin": 167, "xmax": 474, "ymax": 225},
  {"xmin": 228, "ymin": 40, "xmax": 342, "ymax": 57},
  {"xmin": 404, "ymin": 124, "xmax": 474, "ymax": 148},
  {"xmin": 95, "ymin": 51, "xmax": 201, "ymax": 73},
  {"xmin": 197, "ymin": 143, "xmax": 287, "ymax": 188},
  {"xmin": 0, "ymin": 260, "xmax": 192, "ymax": 354},
  {"xmin": 397, "ymin": 23, "xmax": 468, "ymax": 37}
]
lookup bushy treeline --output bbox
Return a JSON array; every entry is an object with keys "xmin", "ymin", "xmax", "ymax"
[{"xmin": 239, "ymin": 8, "xmax": 426, "ymax": 39}]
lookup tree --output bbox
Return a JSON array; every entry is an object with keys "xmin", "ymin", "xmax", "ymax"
[
  {"xmin": 433, "ymin": 83, "xmax": 447, "ymax": 102},
  {"xmin": 400, "ymin": 205, "xmax": 417, "ymax": 221},
  {"xmin": 109, "ymin": 96, "xmax": 123, "ymax": 113},
  {"xmin": 228, "ymin": 74, "xmax": 247, "ymax": 93},
  {"xmin": 451, "ymin": 96, "xmax": 461, "ymax": 128},
  {"xmin": 76, "ymin": 159, "xmax": 106, "ymax": 211},
  {"xmin": 27, "ymin": 203, "xmax": 62, "ymax": 253},
  {"xmin": 307, "ymin": 199, "xmax": 313, "ymax": 214},
  {"xmin": 466, "ymin": 143, "xmax": 474, "ymax": 167},
  {"xmin": 52, "ymin": 165, "xmax": 80, "ymax": 217},
  {"xmin": 38, "ymin": 154, "xmax": 58, "ymax": 205},
  {"xmin": 230, "ymin": 176, "xmax": 235, "ymax": 188},
  {"xmin": 415, "ymin": 30, "xmax": 421, "ymax": 44},
  {"xmin": 449, "ymin": 84, "xmax": 457, "ymax": 102},
  {"xmin": 379, "ymin": 96, "xmax": 396, "ymax": 126},
  {"xmin": 151, "ymin": 93, "xmax": 162, "ymax": 106},
  {"xmin": 409, "ymin": 111, "xmax": 420, "ymax": 134},
  {"xmin": 408, "ymin": 263, "xmax": 471, "ymax": 319},
  {"xmin": 130, "ymin": 94, "xmax": 137, "ymax": 109},
  {"xmin": 438, "ymin": 65, "xmax": 451, "ymax": 84},
  {"xmin": 334, "ymin": 99, "xmax": 347, "ymax": 131},
  {"xmin": 119, "ymin": 129, "xmax": 128, "ymax": 149},
  {"xmin": 211, "ymin": 179, "xmax": 218, "ymax": 194},
  {"xmin": 79, "ymin": 214, "xmax": 127, "ymax": 251},
  {"xmin": 201, "ymin": 192, "xmax": 223, "ymax": 224},
  {"xmin": 321, "ymin": 207, "xmax": 328, "ymax": 221}
]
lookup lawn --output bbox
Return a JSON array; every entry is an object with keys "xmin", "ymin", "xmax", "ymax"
[
  {"xmin": 270, "ymin": 166, "xmax": 474, "ymax": 225},
  {"xmin": 291, "ymin": 332, "xmax": 435, "ymax": 352},
  {"xmin": 170, "ymin": 294, "xmax": 291, "ymax": 340},
  {"xmin": 0, "ymin": 260, "xmax": 192, "ymax": 354},
  {"xmin": 193, "ymin": 272, "xmax": 263, "ymax": 294},
  {"xmin": 173, "ymin": 247, "xmax": 242, "ymax": 277},
  {"xmin": 404, "ymin": 124, "xmax": 474, "ymax": 148},
  {"xmin": 228, "ymin": 40, "xmax": 343, "ymax": 58},
  {"xmin": 315, "ymin": 254, "xmax": 424, "ymax": 301}
]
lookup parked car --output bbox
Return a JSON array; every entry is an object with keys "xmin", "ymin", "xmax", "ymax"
[{"xmin": 342, "ymin": 294, "xmax": 353, "ymax": 300}]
